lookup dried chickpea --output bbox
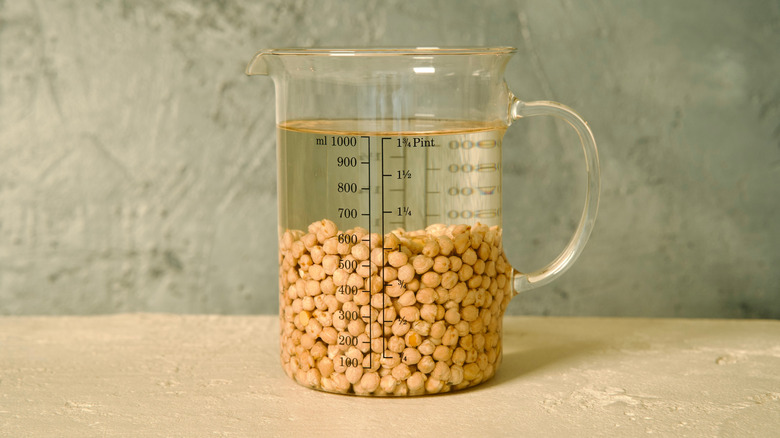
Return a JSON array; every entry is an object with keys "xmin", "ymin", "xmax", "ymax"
[
  {"xmin": 404, "ymin": 330, "xmax": 422, "ymax": 347},
  {"xmin": 398, "ymin": 290, "xmax": 417, "ymax": 307},
  {"xmin": 417, "ymin": 355, "xmax": 436, "ymax": 374},
  {"xmin": 412, "ymin": 255, "xmax": 434, "ymax": 274},
  {"xmin": 407, "ymin": 372, "xmax": 426, "ymax": 392},
  {"xmin": 421, "ymin": 271, "xmax": 441, "ymax": 288},
  {"xmin": 416, "ymin": 287, "xmax": 436, "ymax": 304},
  {"xmin": 401, "ymin": 347, "xmax": 422, "ymax": 365},
  {"xmin": 422, "ymin": 239, "xmax": 440, "ymax": 257},
  {"xmin": 380, "ymin": 374, "xmax": 397, "ymax": 393},
  {"xmin": 279, "ymin": 220, "xmax": 509, "ymax": 396},
  {"xmin": 388, "ymin": 251, "xmax": 408, "ymax": 268},
  {"xmin": 462, "ymin": 248, "xmax": 477, "ymax": 266}
]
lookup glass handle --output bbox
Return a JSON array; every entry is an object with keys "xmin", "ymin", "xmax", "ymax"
[{"xmin": 509, "ymin": 97, "xmax": 601, "ymax": 293}]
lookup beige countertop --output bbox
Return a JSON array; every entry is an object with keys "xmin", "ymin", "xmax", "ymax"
[{"xmin": 1, "ymin": 314, "xmax": 778, "ymax": 437}]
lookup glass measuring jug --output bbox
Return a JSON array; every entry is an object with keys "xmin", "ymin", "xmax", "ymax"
[{"xmin": 246, "ymin": 47, "xmax": 600, "ymax": 396}]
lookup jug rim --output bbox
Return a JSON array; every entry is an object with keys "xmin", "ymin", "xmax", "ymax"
[{"xmin": 256, "ymin": 47, "xmax": 517, "ymax": 56}]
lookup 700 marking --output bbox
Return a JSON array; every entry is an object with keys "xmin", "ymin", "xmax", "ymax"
[{"xmin": 338, "ymin": 208, "xmax": 358, "ymax": 218}]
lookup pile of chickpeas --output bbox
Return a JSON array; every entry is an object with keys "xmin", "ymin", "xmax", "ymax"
[{"xmin": 278, "ymin": 219, "xmax": 512, "ymax": 396}]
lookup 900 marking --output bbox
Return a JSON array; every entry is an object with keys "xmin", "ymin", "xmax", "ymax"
[{"xmin": 337, "ymin": 156, "xmax": 357, "ymax": 167}]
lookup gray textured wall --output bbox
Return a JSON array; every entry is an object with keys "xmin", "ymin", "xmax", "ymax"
[{"xmin": 1, "ymin": 0, "xmax": 778, "ymax": 317}]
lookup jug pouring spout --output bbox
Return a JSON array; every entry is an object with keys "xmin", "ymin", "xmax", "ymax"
[{"xmin": 245, "ymin": 51, "xmax": 269, "ymax": 76}]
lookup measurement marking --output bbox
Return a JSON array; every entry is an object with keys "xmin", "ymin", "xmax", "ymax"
[
  {"xmin": 426, "ymin": 167, "xmax": 441, "ymax": 171},
  {"xmin": 382, "ymin": 173, "xmax": 392, "ymax": 177},
  {"xmin": 362, "ymin": 136, "xmax": 373, "ymax": 370},
  {"xmin": 361, "ymin": 161, "xmax": 369, "ymax": 164},
  {"xmin": 381, "ymin": 137, "xmax": 389, "ymax": 356},
  {"xmin": 388, "ymin": 221, "xmax": 404, "ymax": 225},
  {"xmin": 426, "ymin": 214, "xmax": 441, "ymax": 217},
  {"xmin": 383, "ymin": 210, "xmax": 392, "ymax": 214},
  {"xmin": 361, "ymin": 213, "xmax": 370, "ymax": 216}
]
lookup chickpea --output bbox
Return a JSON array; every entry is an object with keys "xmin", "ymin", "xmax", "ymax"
[
  {"xmin": 357, "ymin": 372, "xmax": 380, "ymax": 394},
  {"xmin": 449, "ymin": 256, "xmax": 463, "ymax": 272},
  {"xmin": 401, "ymin": 347, "xmax": 422, "ymax": 365},
  {"xmin": 310, "ymin": 246, "xmax": 325, "ymax": 265},
  {"xmin": 418, "ymin": 339, "xmax": 436, "ymax": 356},
  {"xmin": 384, "ymin": 232, "xmax": 400, "ymax": 251},
  {"xmin": 398, "ymin": 290, "xmax": 417, "ymax": 307},
  {"xmin": 425, "ymin": 377, "xmax": 443, "ymax": 394},
  {"xmin": 317, "ymin": 357, "xmax": 335, "ymax": 377},
  {"xmin": 449, "ymin": 365, "xmax": 464, "ymax": 385},
  {"xmin": 431, "ymin": 361, "xmax": 451, "ymax": 382},
  {"xmin": 458, "ymin": 264, "xmax": 474, "ymax": 282},
  {"xmin": 399, "ymin": 306, "xmax": 420, "ymax": 323},
  {"xmin": 412, "ymin": 320, "xmax": 431, "ymax": 337},
  {"xmin": 385, "ymin": 280, "xmax": 405, "ymax": 298},
  {"xmin": 370, "ymin": 247, "xmax": 384, "ymax": 267},
  {"xmin": 391, "ymin": 363, "xmax": 411, "ymax": 381},
  {"xmin": 320, "ymin": 326, "xmax": 338, "ymax": 345},
  {"xmin": 473, "ymin": 259, "xmax": 486, "ymax": 275},
  {"xmin": 444, "ymin": 307, "xmax": 461, "ymax": 325},
  {"xmin": 422, "ymin": 239, "xmax": 440, "ymax": 257},
  {"xmin": 416, "ymin": 287, "xmax": 437, "ymax": 304},
  {"xmin": 429, "ymin": 320, "xmax": 446, "ymax": 339},
  {"xmin": 388, "ymin": 336, "xmax": 405, "ymax": 353},
  {"xmin": 436, "ymin": 235, "xmax": 454, "ymax": 256},
  {"xmin": 421, "ymin": 271, "xmax": 441, "ymax": 288},
  {"xmin": 463, "ymin": 363, "xmax": 481, "ymax": 381},
  {"xmin": 433, "ymin": 345, "xmax": 452, "ymax": 362},
  {"xmin": 388, "ymin": 251, "xmax": 408, "ymax": 268},
  {"xmin": 346, "ymin": 365, "xmax": 364, "ymax": 385},
  {"xmin": 453, "ymin": 233, "xmax": 470, "ymax": 254},
  {"xmin": 461, "ymin": 305, "xmax": 480, "ymax": 322},
  {"xmin": 462, "ymin": 248, "xmax": 477, "ymax": 266},
  {"xmin": 404, "ymin": 330, "xmax": 422, "ymax": 348},
  {"xmin": 279, "ymin": 220, "xmax": 510, "ymax": 395},
  {"xmin": 417, "ymin": 355, "xmax": 436, "ymax": 374},
  {"xmin": 420, "ymin": 304, "xmax": 437, "ymax": 323},
  {"xmin": 407, "ymin": 372, "xmax": 426, "ymax": 392},
  {"xmin": 380, "ymin": 374, "xmax": 397, "ymax": 393},
  {"xmin": 380, "ymin": 351, "xmax": 401, "ymax": 369},
  {"xmin": 412, "ymin": 255, "xmax": 434, "ymax": 274},
  {"xmin": 451, "ymin": 348, "xmax": 467, "ymax": 366},
  {"xmin": 440, "ymin": 271, "xmax": 458, "ymax": 290},
  {"xmin": 442, "ymin": 326, "xmax": 459, "ymax": 347},
  {"xmin": 391, "ymin": 318, "xmax": 410, "ymax": 337}
]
